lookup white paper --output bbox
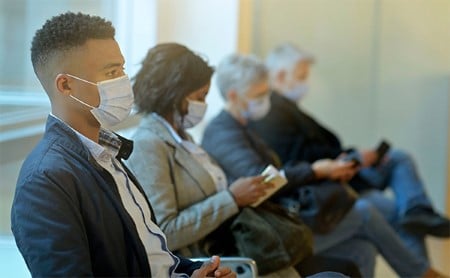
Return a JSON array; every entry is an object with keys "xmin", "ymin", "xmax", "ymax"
[{"xmin": 250, "ymin": 164, "xmax": 288, "ymax": 207}]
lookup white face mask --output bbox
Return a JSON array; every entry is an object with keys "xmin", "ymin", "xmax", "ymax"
[
  {"xmin": 66, "ymin": 74, "xmax": 134, "ymax": 127},
  {"xmin": 284, "ymin": 82, "xmax": 309, "ymax": 102},
  {"xmin": 241, "ymin": 94, "xmax": 271, "ymax": 121},
  {"xmin": 182, "ymin": 100, "xmax": 207, "ymax": 129}
]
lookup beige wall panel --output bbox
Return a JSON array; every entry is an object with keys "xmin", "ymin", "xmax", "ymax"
[
  {"xmin": 252, "ymin": 0, "xmax": 377, "ymax": 146},
  {"xmin": 376, "ymin": 0, "xmax": 450, "ymax": 209},
  {"xmin": 252, "ymin": 0, "xmax": 449, "ymax": 210}
]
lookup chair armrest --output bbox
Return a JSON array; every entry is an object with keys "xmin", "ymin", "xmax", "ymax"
[{"xmin": 190, "ymin": 256, "xmax": 258, "ymax": 278}]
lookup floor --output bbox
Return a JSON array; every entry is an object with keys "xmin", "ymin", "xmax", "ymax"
[
  {"xmin": 375, "ymin": 237, "xmax": 450, "ymax": 277},
  {"xmin": 0, "ymin": 236, "xmax": 448, "ymax": 277}
]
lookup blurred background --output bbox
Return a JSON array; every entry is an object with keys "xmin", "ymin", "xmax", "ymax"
[{"xmin": 0, "ymin": 0, "xmax": 448, "ymax": 276}]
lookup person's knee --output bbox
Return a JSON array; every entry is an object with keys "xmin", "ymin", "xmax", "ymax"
[
  {"xmin": 388, "ymin": 149, "xmax": 412, "ymax": 163},
  {"xmin": 306, "ymin": 271, "xmax": 350, "ymax": 278},
  {"xmin": 354, "ymin": 199, "xmax": 380, "ymax": 222},
  {"xmin": 296, "ymin": 255, "xmax": 363, "ymax": 278},
  {"xmin": 354, "ymin": 199, "xmax": 375, "ymax": 213}
]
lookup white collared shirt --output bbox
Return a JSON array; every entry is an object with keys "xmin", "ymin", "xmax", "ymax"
[{"xmin": 49, "ymin": 114, "xmax": 187, "ymax": 278}]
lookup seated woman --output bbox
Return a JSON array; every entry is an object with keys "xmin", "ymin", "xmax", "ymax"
[
  {"xmin": 201, "ymin": 53, "xmax": 446, "ymax": 278},
  {"xmin": 127, "ymin": 43, "xmax": 364, "ymax": 278}
]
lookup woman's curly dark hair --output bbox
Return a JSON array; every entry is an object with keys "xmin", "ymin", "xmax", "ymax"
[
  {"xmin": 31, "ymin": 12, "xmax": 115, "ymax": 71},
  {"xmin": 132, "ymin": 43, "xmax": 214, "ymax": 116}
]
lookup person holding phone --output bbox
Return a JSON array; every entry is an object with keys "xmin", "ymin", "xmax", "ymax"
[
  {"xmin": 202, "ymin": 52, "xmax": 448, "ymax": 278},
  {"xmin": 247, "ymin": 42, "xmax": 450, "ymax": 262},
  {"xmin": 127, "ymin": 43, "xmax": 364, "ymax": 278}
]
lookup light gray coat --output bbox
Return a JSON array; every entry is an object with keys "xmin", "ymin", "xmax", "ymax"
[{"xmin": 126, "ymin": 114, "xmax": 239, "ymax": 257}]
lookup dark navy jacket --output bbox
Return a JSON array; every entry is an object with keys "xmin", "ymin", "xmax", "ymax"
[
  {"xmin": 201, "ymin": 110, "xmax": 316, "ymax": 197},
  {"xmin": 11, "ymin": 116, "xmax": 201, "ymax": 277},
  {"xmin": 248, "ymin": 92, "xmax": 373, "ymax": 191},
  {"xmin": 249, "ymin": 92, "xmax": 342, "ymax": 164}
]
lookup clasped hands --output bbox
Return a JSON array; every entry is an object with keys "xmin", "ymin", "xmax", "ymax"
[{"xmin": 191, "ymin": 256, "xmax": 236, "ymax": 278}]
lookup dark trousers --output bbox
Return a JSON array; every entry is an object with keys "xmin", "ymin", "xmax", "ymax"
[{"xmin": 296, "ymin": 255, "xmax": 362, "ymax": 278}]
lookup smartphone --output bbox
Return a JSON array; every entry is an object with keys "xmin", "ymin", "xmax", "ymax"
[
  {"xmin": 373, "ymin": 140, "xmax": 390, "ymax": 166},
  {"xmin": 342, "ymin": 151, "xmax": 362, "ymax": 167}
]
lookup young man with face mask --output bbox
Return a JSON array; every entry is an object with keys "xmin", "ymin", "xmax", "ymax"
[
  {"xmin": 10, "ymin": 12, "xmax": 235, "ymax": 278},
  {"xmin": 247, "ymin": 43, "xmax": 450, "ymax": 262},
  {"xmin": 201, "ymin": 53, "xmax": 447, "ymax": 278}
]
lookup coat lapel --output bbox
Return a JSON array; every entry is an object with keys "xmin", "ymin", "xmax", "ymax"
[
  {"xmin": 142, "ymin": 115, "xmax": 217, "ymax": 197},
  {"xmin": 173, "ymin": 145, "xmax": 217, "ymax": 196}
]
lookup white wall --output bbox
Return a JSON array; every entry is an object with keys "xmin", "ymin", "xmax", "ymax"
[
  {"xmin": 114, "ymin": 0, "xmax": 158, "ymax": 78},
  {"xmin": 156, "ymin": 0, "xmax": 240, "ymax": 141},
  {"xmin": 375, "ymin": 1, "xmax": 449, "ymax": 212},
  {"xmin": 251, "ymin": 0, "xmax": 450, "ymax": 210}
]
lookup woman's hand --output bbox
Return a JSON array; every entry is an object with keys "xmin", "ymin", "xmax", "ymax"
[{"xmin": 229, "ymin": 176, "xmax": 273, "ymax": 207}]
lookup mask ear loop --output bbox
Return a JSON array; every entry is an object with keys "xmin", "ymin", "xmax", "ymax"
[
  {"xmin": 65, "ymin": 73, "xmax": 97, "ymax": 86},
  {"xmin": 63, "ymin": 73, "xmax": 97, "ymax": 109},
  {"xmin": 237, "ymin": 94, "xmax": 250, "ymax": 120},
  {"xmin": 69, "ymin": 95, "xmax": 95, "ymax": 109}
]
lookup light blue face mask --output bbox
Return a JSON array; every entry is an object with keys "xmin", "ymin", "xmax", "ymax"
[
  {"xmin": 284, "ymin": 82, "xmax": 309, "ymax": 102},
  {"xmin": 182, "ymin": 99, "xmax": 207, "ymax": 129},
  {"xmin": 241, "ymin": 94, "xmax": 271, "ymax": 121},
  {"xmin": 66, "ymin": 74, "xmax": 134, "ymax": 127}
]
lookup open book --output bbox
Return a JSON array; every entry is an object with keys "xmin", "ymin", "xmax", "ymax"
[{"xmin": 250, "ymin": 165, "xmax": 288, "ymax": 207}]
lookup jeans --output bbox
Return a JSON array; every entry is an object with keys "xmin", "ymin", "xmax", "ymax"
[
  {"xmin": 307, "ymin": 272, "xmax": 349, "ymax": 278},
  {"xmin": 318, "ymin": 238, "xmax": 376, "ymax": 278},
  {"xmin": 260, "ymin": 267, "xmax": 349, "ymax": 278},
  {"xmin": 314, "ymin": 199, "xmax": 429, "ymax": 278},
  {"xmin": 358, "ymin": 149, "xmax": 430, "ymax": 262},
  {"xmin": 361, "ymin": 190, "xmax": 429, "ymax": 263},
  {"xmin": 358, "ymin": 149, "xmax": 432, "ymax": 215}
]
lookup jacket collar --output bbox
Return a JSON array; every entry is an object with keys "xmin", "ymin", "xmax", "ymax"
[
  {"xmin": 114, "ymin": 133, "xmax": 134, "ymax": 160},
  {"xmin": 219, "ymin": 109, "xmax": 246, "ymax": 129},
  {"xmin": 139, "ymin": 114, "xmax": 217, "ymax": 197},
  {"xmin": 47, "ymin": 115, "xmax": 133, "ymax": 160},
  {"xmin": 139, "ymin": 114, "xmax": 180, "ymax": 147},
  {"xmin": 45, "ymin": 115, "xmax": 91, "ymax": 160}
]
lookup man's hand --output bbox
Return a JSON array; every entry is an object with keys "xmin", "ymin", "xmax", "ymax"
[
  {"xmin": 312, "ymin": 159, "xmax": 358, "ymax": 182},
  {"xmin": 358, "ymin": 149, "xmax": 378, "ymax": 167},
  {"xmin": 191, "ymin": 256, "xmax": 236, "ymax": 278}
]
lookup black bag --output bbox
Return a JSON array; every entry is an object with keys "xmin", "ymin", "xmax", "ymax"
[
  {"xmin": 300, "ymin": 182, "xmax": 358, "ymax": 234},
  {"xmin": 280, "ymin": 181, "xmax": 358, "ymax": 234},
  {"xmin": 230, "ymin": 201, "xmax": 313, "ymax": 275}
]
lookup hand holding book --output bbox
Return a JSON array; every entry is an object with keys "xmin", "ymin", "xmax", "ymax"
[{"xmin": 251, "ymin": 165, "xmax": 288, "ymax": 207}]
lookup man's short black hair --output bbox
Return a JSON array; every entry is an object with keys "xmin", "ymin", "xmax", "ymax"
[{"xmin": 31, "ymin": 12, "xmax": 115, "ymax": 72}]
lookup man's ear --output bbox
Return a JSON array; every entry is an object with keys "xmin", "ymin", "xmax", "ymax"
[
  {"xmin": 226, "ymin": 89, "xmax": 239, "ymax": 104},
  {"xmin": 276, "ymin": 70, "xmax": 286, "ymax": 85},
  {"xmin": 55, "ymin": 74, "xmax": 72, "ymax": 96}
]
